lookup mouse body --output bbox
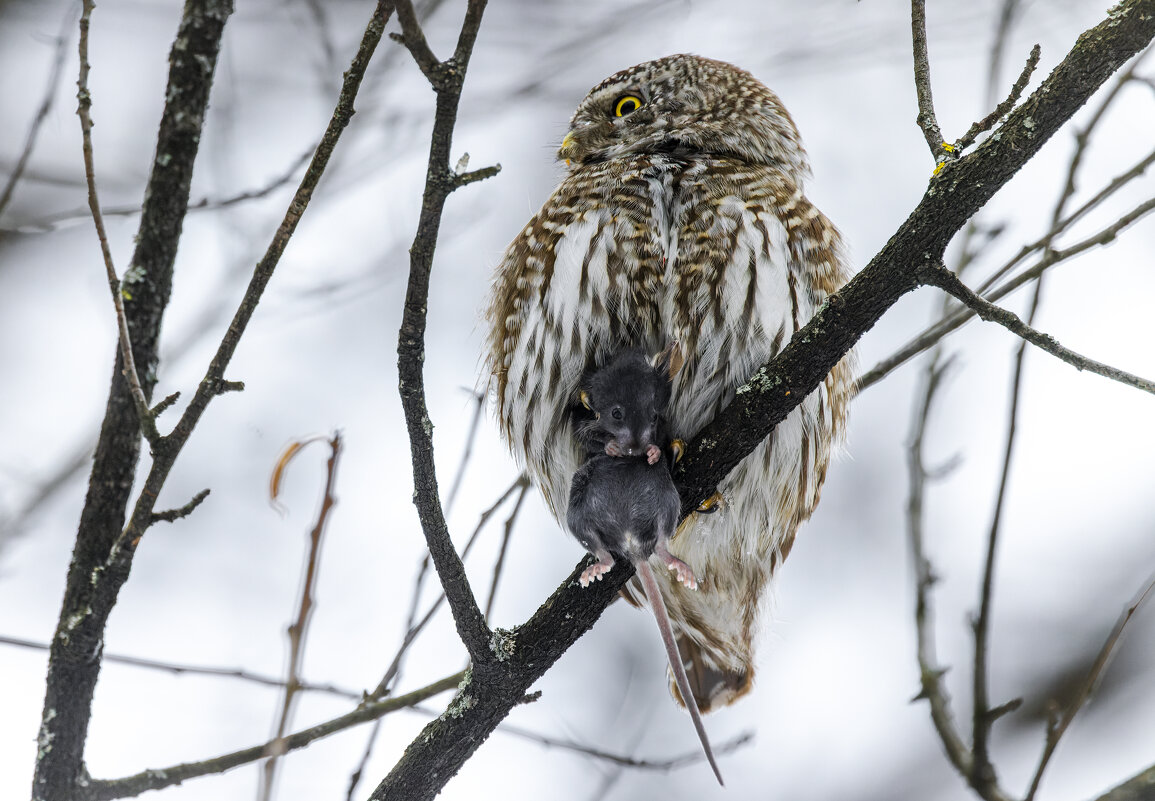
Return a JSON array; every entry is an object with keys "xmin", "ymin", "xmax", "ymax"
[{"xmin": 566, "ymin": 346, "xmax": 723, "ymax": 785}]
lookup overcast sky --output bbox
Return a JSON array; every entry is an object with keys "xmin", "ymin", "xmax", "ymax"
[{"xmin": 1, "ymin": 1, "xmax": 1154, "ymax": 800}]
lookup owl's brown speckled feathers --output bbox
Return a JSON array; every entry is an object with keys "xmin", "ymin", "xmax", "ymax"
[{"xmin": 485, "ymin": 54, "xmax": 854, "ymax": 712}]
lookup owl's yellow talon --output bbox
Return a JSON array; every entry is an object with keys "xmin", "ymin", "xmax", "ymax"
[
  {"xmin": 696, "ymin": 491, "xmax": 723, "ymax": 514},
  {"xmin": 670, "ymin": 439, "xmax": 686, "ymax": 463}
]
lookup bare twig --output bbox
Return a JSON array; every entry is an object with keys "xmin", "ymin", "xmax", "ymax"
[
  {"xmin": 21, "ymin": 147, "xmax": 314, "ymax": 232},
  {"xmin": 1026, "ymin": 574, "xmax": 1155, "ymax": 800},
  {"xmin": 372, "ymin": 474, "xmax": 527, "ymax": 700},
  {"xmin": 422, "ymin": 704, "xmax": 756, "ymax": 772},
  {"xmin": 83, "ymin": 672, "xmax": 466, "ymax": 801},
  {"xmin": 259, "ymin": 433, "xmax": 343, "ymax": 801},
  {"xmin": 956, "ymin": 44, "xmax": 1041, "ymax": 151},
  {"xmin": 855, "ymin": 188, "xmax": 1155, "ymax": 395},
  {"xmin": 484, "ymin": 475, "xmax": 531, "ymax": 622},
  {"xmin": 906, "ymin": 353, "xmax": 981, "ymax": 782},
  {"xmin": 77, "ymin": 0, "xmax": 159, "ymax": 445},
  {"xmin": 911, "ymin": 0, "xmax": 948, "ymax": 163},
  {"xmin": 444, "ymin": 389, "xmax": 485, "ymax": 516},
  {"xmin": 968, "ymin": 280, "xmax": 1041, "ymax": 797},
  {"xmin": 0, "ymin": 1, "xmax": 78, "ymax": 217},
  {"xmin": 922, "ymin": 265, "xmax": 1155, "ymax": 395},
  {"xmin": 390, "ymin": 0, "xmax": 497, "ymax": 668},
  {"xmin": 150, "ymin": 488, "xmax": 210, "ymax": 523},
  {"xmin": 0, "ymin": 634, "xmax": 361, "ymax": 698}
]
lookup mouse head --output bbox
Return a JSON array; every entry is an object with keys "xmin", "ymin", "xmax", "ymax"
[{"xmin": 580, "ymin": 345, "xmax": 679, "ymax": 457}]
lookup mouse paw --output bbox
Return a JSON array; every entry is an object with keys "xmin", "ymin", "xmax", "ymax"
[
  {"xmin": 662, "ymin": 554, "xmax": 698, "ymax": 591},
  {"xmin": 604, "ymin": 440, "xmax": 623, "ymax": 457},
  {"xmin": 645, "ymin": 444, "xmax": 661, "ymax": 464},
  {"xmin": 580, "ymin": 556, "xmax": 615, "ymax": 587}
]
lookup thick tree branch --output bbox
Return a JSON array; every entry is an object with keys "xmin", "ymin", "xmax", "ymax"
[
  {"xmin": 34, "ymin": 4, "xmax": 391, "ymax": 799},
  {"xmin": 371, "ymin": 5, "xmax": 1155, "ymax": 800},
  {"xmin": 33, "ymin": 3, "xmax": 233, "ymax": 799}
]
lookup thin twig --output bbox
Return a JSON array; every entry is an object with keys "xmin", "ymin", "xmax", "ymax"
[
  {"xmin": 150, "ymin": 488, "xmax": 210, "ymax": 523},
  {"xmin": 0, "ymin": 1, "xmax": 78, "ymax": 217},
  {"xmin": 484, "ymin": 475, "xmax": 531, "ymax": 622},
  {"xmin": 911, "ymin": 0, "xmax": 949, "ymax": 164},
  {"xmin": 21, "ymin": 147, "xmax": 315, "ymax": 232},
  {"xmin": 77, "ymin": 0, "xmax": 159, "ymax": 445},
  {"xmin": 0, "ymin": 634, "xmax": 361, "ymax": 698},
  {"xmin": 259, "ymin": 433, "xmax": 343, "ymax": 801},
  {"xmin": 415, "ymin": 704, "xmax": 756, "ymax": 773},
  {"xmin": 345, "ymin": 720, "xmax": 384, "ymax": 801},
  {"xmin": 922, "ymin": 264, "xmax": 1155, "ymax": 395},
  {"xmin": 956, "ymin": 44, "xmax": 1040, "ymax": 151},
  {"xmin": 855, "ymin": 188, "xmax": 1155, "ymax": 395},
  {"xmin": 906, "ymin": 352, "xmax": 979, "ymax": 783},
  {"xmin": 968, "ymin": 280, "xmax": 1039, "ymax": 797},
  {"xmin": 83, "ymin": 672, "xmax": 466, "ymax": 801},
  {"xmin": 444, "ymin": 389, "xmax": 485, "ymax": 516},
  {"xmin": 1024, "ymin": 573, "xmax": 1155, "ymax": 800},
  {"xmin": 371, "ymin": 474, "xmax": 526, "ymax": 700}
]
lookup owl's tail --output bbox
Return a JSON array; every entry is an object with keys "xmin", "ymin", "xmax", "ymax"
[{"xmin": 668, "ymin": 632, "xmax": 755, "ymax": 713}]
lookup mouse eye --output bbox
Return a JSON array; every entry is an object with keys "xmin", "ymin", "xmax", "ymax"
[{"xmin": 611, "ymin": 407, "xmax": 623, "ymax": 420}]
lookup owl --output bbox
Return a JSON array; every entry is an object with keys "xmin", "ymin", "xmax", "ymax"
[{"xmin": 485, "ymin": 54, "xmax": 853, "ymax": 712}]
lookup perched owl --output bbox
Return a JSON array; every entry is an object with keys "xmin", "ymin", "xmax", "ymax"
[{"xmin": 485, "ymin": 54, "xmax": 853, "ymax": 712}]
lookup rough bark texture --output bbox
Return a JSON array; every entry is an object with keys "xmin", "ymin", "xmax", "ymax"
[{"xmin": 32, "ymin": 2, "xmax": 233, "ymax": 799}]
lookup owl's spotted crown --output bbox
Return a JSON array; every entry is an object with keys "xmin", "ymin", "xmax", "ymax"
[{"xmin": 558, "ymin": 54, "xmax": 811, "ymax": 184}]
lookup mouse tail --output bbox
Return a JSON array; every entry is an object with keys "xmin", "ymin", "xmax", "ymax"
[{"xmin": 636, "ymin": 559, "xmax": 724, "ymax": 786}]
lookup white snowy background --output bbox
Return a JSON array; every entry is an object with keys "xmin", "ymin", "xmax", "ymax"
[{"xmin": 1, "ymin": 1, "xmax": 1153, "ymax": 800}]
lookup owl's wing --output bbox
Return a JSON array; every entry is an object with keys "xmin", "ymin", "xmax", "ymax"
[{"xmin": 638, "ymin": 164, "xmax": 855, "ymax": 713}]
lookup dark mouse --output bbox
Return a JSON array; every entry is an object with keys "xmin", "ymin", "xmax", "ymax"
[{"xmin": 566, "ymin": 345, "xmax": 723, "ymax": 786}]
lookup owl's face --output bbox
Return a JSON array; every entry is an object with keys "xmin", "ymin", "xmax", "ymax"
[{"xmin": 558, "ymin": 53, "xmax": 810, "ymax": 182}]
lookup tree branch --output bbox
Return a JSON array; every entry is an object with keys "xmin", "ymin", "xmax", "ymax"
[
  {"xmin": 391, "ymin": 0, "xmax": 495, "ymax": 670},
  {"xmin": 923, "ymin": 265, "xmax": 1155, "ymax": 394},
  {"xmin": 82, "ymin": 672, "xmax": 465, "ymax": 801},
  {"xmin": 77, "ymin": 0, "xmax": 160, "ymax": 445}
]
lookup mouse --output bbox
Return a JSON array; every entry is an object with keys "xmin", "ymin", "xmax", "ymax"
[{"xmin": 566, "ymin": 345, "xmax": 724, "ymax": 786}]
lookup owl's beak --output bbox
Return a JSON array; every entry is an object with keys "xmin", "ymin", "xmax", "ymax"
[{"xmin": 559, "ymin": 131, "xmax": 576, "ymax": 165}]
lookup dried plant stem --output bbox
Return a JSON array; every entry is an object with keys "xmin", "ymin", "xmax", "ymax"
[{"xmin": 259, "ymin": 433, "xmax": 343, "ymax": 801}]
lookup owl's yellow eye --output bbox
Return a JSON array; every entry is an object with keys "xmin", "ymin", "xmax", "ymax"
[{"xmin": 613, "ymin": 95, "xmax": 643, "ymax": 117}]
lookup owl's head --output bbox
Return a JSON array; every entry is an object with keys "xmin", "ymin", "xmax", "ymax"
[{"xmin": 558, "ymin": 54, "xmax": 810, "ymax": 183}]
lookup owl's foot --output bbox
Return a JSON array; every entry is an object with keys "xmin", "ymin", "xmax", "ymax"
[
  {"xmin": 696, "ymin": 491, "xmax": 724, "ymax": 514},
  {"xmin": 669, "ymin": 439, "xmax": 686, "ymax": 463},
  {"xmin": 646, "ymin": 444, "xmax": 661, "ymax": 464},
  {"xmin": 655, "ymin": 539, "xmax": 697, "ymax": 590},
  {"xmin": 580, "ymin": 552, "xmax": 616, "ymax": 587}
]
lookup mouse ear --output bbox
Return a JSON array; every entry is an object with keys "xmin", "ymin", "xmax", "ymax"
[{"xmin": 652, "ymin": 341, "xmax": 684, "ymax": 380}]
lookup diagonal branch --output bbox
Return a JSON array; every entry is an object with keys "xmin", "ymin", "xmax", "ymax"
[{"xmin": 922, "ymin": 265, "xmax": 1155, "ymax": 395}]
